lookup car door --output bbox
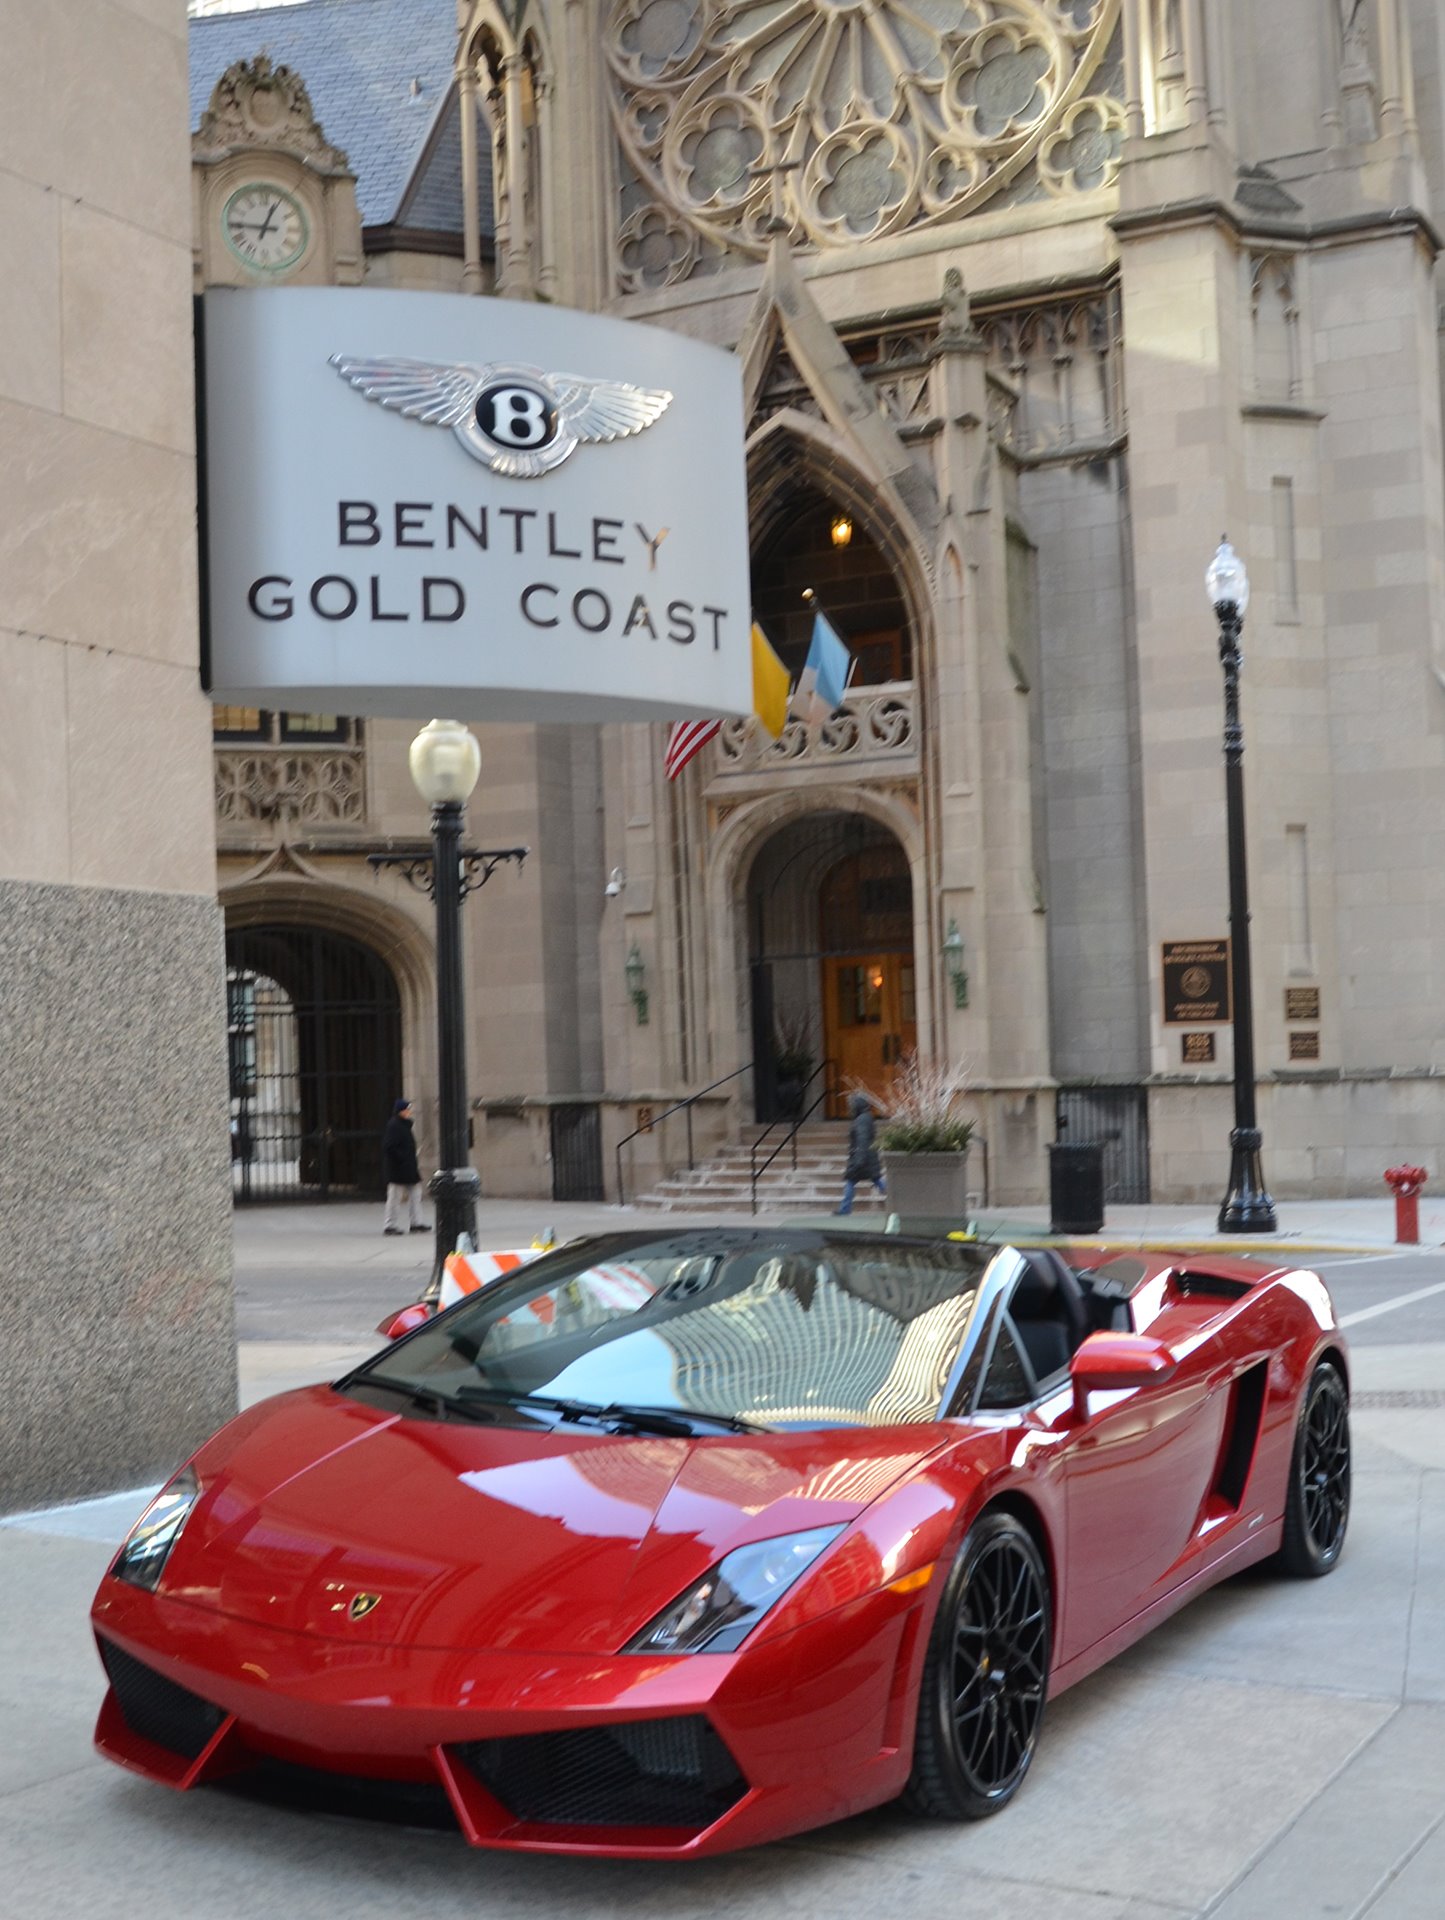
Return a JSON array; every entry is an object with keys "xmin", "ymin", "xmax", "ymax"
[{"xmin": 1047, "ymin": 1338, "xmax": 1227, "ymax": 1665}]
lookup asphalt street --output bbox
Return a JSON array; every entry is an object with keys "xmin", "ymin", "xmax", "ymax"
[{"xmin": 4, "ymin": 1202, "xmax": 1442, "ymax": 1919}]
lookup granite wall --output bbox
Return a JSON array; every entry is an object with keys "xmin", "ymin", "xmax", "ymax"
[{"xmin": 0, "ymin": 882, "xmax": 237, "ymax": 1510}]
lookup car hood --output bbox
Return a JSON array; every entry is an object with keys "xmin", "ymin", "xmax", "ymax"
[{"xmin": 159, "ymin": 1386, "xmax": 944, "ymax": 1654}]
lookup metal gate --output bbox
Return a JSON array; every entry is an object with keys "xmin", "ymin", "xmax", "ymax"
[
  {"xmin": 550, "ymin": 1104, "xmax": 603, "ymax": 1203},
  {"xmin": 1055, "ymin": 1085, "xmax": 1151, "ymax": 1205},
  {"xmin": 227, "ymin": 926, "xmax": 402, "ymax": 1203}
]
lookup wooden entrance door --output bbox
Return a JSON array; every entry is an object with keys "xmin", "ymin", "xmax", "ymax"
[{"xmin": 823, "ymin": 954, "xmax": 916, "ymax": 1116}]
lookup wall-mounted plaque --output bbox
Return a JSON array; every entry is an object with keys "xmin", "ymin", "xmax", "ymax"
[
  {"xmin": 1162, "ymin": 940, "xmax": 1231, "ymax": 1025},
  {"xmin": 1285, "ymin": 986, "xmax": 1321, "ymax": 1022},
  {"xmin": 1288, "ymin": 1030, "xmax": 1321, "ymax": 1061},
  {"xmin": 1182, "ymin": 1032, "xmax": 1216, "ymax": 1064}
]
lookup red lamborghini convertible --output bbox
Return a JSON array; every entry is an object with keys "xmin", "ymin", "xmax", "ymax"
[{"xmin": 92, "ymin": 1229, "xmax": 1351, "ymax": 1857}]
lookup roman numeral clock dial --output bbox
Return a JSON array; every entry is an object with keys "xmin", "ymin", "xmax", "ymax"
[{"xmin": 222, "ymin": 184, "xmax": 308, "ymax": 273}]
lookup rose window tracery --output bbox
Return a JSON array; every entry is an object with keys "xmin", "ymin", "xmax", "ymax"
[{"xmin": 608, "ymin": 0, "xmax": 1122, "ymax": 272}]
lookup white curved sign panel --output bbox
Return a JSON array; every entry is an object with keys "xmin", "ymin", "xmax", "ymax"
[{"xmin": 201, "ymin": 288, "xmax": 751, "ymax": 722}]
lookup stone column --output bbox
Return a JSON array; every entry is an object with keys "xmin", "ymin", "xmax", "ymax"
[
  {"xmin": 535, "ymin": 68, "xmax": 559, "ymax": 301},
  {"xmin": 501, "ymin": 53, "xmax": 534, "ymax": 297},
  {"xmin": 458, "ymin": 58, "xmax": 484, "ymax": 294}
]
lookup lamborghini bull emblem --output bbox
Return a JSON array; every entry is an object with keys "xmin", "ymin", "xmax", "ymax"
[
  {"xmin": 328, "ymin": 355, "xmax": 672, "ymax": 479},
  {"xmin": 347, "ymin": 1591, "xmax": 382, "ymax": 1621}
]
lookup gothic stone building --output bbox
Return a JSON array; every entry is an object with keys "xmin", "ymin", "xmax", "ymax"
[{"xmin": 191, "ymin": 0, "xmax": 1445, "ymax": 1211}]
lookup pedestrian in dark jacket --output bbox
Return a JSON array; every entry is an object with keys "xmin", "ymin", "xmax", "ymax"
[
  {"xmin": 835, "ymin": 1091, "xmax": 887, "ymax": 1215},
  {"xmin": 382, "ymin": 1098, "xmax": 428, "ymax": 1234}
]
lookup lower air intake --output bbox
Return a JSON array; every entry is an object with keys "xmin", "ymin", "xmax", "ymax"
[
  {"xmin": 455, "ymin": 1715, "xmax": 746, "ymax": 1828},
  {"xmin": 99, "ymin": 1638, "xmax": 225, "ymax": 1761}
]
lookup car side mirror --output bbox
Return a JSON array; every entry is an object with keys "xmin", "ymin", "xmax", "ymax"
[
  {"xmin": 1070, "ymin": 1331, "xmax": 1176, "ymax": 1420},
  {"xmin": 376, "ymin": 1302, "xmax": 433, "ymax": 1340}
]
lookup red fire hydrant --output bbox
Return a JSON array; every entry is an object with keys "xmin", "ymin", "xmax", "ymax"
[{"xmin": 1384, "ymin": 1164, "xmax": 1427, "ymax": 1245}]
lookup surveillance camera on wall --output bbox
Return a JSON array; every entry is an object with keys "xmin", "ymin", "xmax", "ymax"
[{"xmin": 604, "ymin": 867, "xmax": 626, "ymax": 898}]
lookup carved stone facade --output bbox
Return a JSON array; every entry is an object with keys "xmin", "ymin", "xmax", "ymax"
[
  {"xmin": 181, "ymin": 0, "xmax": 1445, "ymax": 1208},
  {"xmin": 608, "ymin": 1, "xmax": 1125, "ymax": 287},
  {"xmin": 215, "ymin": 750, "xmax": 368, "ymax": 829}
]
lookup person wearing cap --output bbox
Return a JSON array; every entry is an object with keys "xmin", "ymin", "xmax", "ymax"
[{"xmin": 381, "ymin": 1098, "xmax": 429, "ymax": 1235}]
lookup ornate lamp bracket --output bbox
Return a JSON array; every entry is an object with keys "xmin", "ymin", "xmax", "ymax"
[{"xmin": 367, "ymin": 846, "xmax": 529, "ymax": 898}]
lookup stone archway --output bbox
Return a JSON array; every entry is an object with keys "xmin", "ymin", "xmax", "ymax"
[
  {"xmin": 705, "ymin": 786, "xmax": 929, "ymax": 1117},
  {"xmin": 220, "ymin": 872, "xmax": 435, "ymax": 1202},
  {"xmin": 745, "ymin": 811, "xmax": 917, "ymax": 1119}
]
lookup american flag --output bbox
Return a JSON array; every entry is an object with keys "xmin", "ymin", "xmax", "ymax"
[{"xmin": 664, "ymin": 718, "xmax": 722, "ymax": 780}]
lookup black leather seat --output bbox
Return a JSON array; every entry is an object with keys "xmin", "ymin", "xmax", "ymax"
[{"xmin": 1011, "ymin": 1251, "xmax": 1090, "ymax": 1383}]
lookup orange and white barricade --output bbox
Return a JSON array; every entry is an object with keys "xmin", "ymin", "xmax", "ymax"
[{"xmin": 438, "ymin": 1246, "xmax": 545, "ymax": 1311}]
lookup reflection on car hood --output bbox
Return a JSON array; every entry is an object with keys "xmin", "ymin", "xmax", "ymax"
[{"xmin": 160, "ymin": 1386, "xmax": 945, "ymax": 1654}]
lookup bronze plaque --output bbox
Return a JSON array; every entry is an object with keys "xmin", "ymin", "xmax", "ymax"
[
  {"xmin": 1162, "ymin": 940, "xmax": 1231, "ymax": 1025},
  {"xmin": 1285, "ymin": 985, "xmax": 1321, "ymax": 1022},
  {"xmin": 1288, "ymin": 1030, "xmax": 1321, "ymax": 1061},
  {"xmin": 1182, "ymin": 1031, "xmax": 1216, "ymax": 1064}
]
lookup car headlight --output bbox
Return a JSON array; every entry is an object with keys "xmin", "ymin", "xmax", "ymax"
[
  {"xmin": 111, "ymin": 1466, "xmax": 201, "ymax": 1592},
  {"xmin": 624, "ymin": 1524, "xmax": 844, "ymax": 1655}
]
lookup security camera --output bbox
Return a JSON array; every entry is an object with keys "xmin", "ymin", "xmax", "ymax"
[{"xmin": 604, "ymin": 867, "xmax": 625, "ymax": 898}]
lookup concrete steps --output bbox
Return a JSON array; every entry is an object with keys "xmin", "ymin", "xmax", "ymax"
[{"xmin": 633, "ymin": 1125, "xmax": 887, "ymax": 1215}]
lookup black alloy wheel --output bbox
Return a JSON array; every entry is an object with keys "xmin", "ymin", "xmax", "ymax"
[
  {"xmin": 1278, "ymin": 1360, "xmax": 1351, "ymax": 1577},
  {"xmin": 905, "ymin": 1510, "xmax": 1052, "ymax": 1819}
]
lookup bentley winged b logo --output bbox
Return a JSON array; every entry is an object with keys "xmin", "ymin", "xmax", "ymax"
[{"xmin": 328, "ymin": 354, "xmax": 673, "ymax": 478}]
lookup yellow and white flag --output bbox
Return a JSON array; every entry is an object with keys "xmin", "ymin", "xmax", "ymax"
[{"xmin": 751, "ymin": 621, "xmax": 790, "ymax": 739}]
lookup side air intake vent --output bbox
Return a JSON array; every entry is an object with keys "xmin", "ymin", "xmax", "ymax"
[
  {"xmin": 1213, "ymin": 1360, "xmax": 1269, "ymax": 1508},
  {"xmin": 455, "ymin": 1715, "xmax": 747, "ymax": 1828},
  {"xmin": 1174, "ymin": 1271, "xmax": 1253, "ymax": 1303},
  {"xmin": 99, "ymin": 1639, "xmax": 225, "ymax": 1760}
]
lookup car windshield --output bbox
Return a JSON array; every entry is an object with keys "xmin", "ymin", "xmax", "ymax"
[{"xmin": 347, "ymin": 1231, "xmax": 996, "ymax": 1430}]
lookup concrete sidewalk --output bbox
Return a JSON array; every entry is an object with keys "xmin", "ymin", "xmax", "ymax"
[{"xmin": 3, "ymin": 1199, "xmax": 1442, "ymax": 1918}]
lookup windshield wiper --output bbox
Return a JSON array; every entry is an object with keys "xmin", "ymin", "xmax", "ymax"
[
  {"xmin": 452, "ymin": 1387, "xmax": 764, "ymax": 1437},
  {"xmin": 604, "ymin": 1402, "xmax": 767, "ymax": 1436},
  {"xmin": 347, "ymin": 1373, "xmax": 500, "ymax": 1424}
]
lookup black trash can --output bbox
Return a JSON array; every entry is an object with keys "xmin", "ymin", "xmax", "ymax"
[{"xmin": 1048, "ymin": 1142, "xmax": 1104, "ymax": 1234}]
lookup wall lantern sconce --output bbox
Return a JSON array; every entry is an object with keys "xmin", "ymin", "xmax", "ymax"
[
  {"xmin": 625, "ymin": 943, "xmax": 649, "ymax": 1025},
  {"xmin": 830, "ymin": 513, "xmax": 853, "ymax": 549},
  {"xmin": 943, "ymin": 919, "xmax": 968, "ymax": 1008}
]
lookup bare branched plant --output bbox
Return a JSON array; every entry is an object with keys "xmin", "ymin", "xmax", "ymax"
[{"xmin": 875, "ymin": 1050, "xmax": 975, "ymax": 1154}]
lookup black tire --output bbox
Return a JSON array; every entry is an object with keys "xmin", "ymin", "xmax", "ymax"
[
  {"xmin": 905, "ymin": 1510, "xmax": 1051, "ymax": 1820},
  {"xmin": 1277, "ymin": 1360, "xmax": 1351, "ymax": 1576}
]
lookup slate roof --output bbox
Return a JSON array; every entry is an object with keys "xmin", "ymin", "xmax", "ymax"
[{"xmin": 189, "ymin": 0, "xmax": 488, "ymax": 234}]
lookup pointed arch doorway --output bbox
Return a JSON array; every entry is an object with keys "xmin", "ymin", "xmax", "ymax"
[{"xmin": 746, "ymin": 812, "xmax": 915, "ymax": 1120}]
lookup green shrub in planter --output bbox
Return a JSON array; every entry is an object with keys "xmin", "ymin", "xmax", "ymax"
[{"xmin": 878, "ymin": 1115, "xmax": 975, "ymax": 1155}]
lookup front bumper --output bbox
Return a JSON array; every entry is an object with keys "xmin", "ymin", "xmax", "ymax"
[{"xmin": 91, "ymin": 1575, "xmax": 925, "ymax": 1857}]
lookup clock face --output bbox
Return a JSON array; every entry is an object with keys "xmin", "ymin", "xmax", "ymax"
[{"xmin": 222, "ymin": 184, "xmax": 309, "ymax": 272}]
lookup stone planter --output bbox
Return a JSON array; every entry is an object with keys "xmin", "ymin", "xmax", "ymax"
[{"xmin": 881, "ymin": 1151, "xmax": 971, "ymax": 1221}]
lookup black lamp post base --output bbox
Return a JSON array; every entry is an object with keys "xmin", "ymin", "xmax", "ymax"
[
  {"xmin": 425, "ymin": 1165, "xmax": 482, "ymax": 1300},
  {"xmin": 1218, "ymin": 1128, "xmax": 1277, "ymax": 1233}
]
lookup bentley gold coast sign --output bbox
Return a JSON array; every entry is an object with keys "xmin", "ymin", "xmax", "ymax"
[{"xmin": 200, "ymin": 288, "xmax": 752, "ymax": 722}]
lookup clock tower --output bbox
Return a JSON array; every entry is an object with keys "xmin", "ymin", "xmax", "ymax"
[{"xmin": 192, "ymin": 54, "xmax": 363, "ymax": 290}]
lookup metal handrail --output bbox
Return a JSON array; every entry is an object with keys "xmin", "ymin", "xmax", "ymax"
[
  {"xmin": 614, "ymin": 1061, "xmax": 754, "ymax": 1206},
  {"xmin": 749, "ymin": 1060, "xmax": 839, "ymax": 1215}
]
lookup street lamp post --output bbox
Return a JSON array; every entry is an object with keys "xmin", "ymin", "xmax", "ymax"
[
  {"xmin": 369, "ymin": 720, "xmax": 527, "ymax": 1297},
  {"xmin": 1206, "ymin": 540, "xmax": 1277, "ymax": 1234}
]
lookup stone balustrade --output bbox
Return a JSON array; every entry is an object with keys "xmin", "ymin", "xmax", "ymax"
[{"xmin": 707, "ymin": 684, "xmax": 918, "ymax": 792}]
